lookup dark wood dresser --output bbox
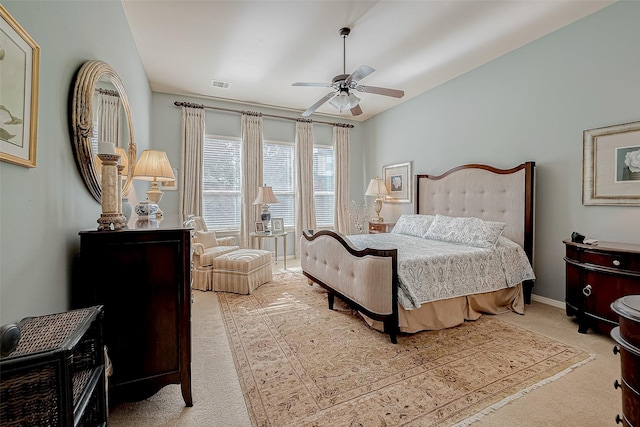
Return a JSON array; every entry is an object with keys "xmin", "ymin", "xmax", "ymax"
[
  {"xmin": 74, "ymin": 218, "xmax": 192, "ymax": 406},
  {"xmin": 611, "ymin": 295, "xmax": 640, "ymax": 426},
  {"xmin": 564, "ymin": 240, "xmax": 640, "ymax": 334}
]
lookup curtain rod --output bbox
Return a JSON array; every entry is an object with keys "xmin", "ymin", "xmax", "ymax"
[
  {"xmin": 173, "ymin": 101, "xmax": 354, "ymax": 128},
  {"xmin": 96, "ymin": 88, "xmax": 119, "ymax": 97}
]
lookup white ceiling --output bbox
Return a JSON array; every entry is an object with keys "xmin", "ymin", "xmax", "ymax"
[{"xmin": 122, "ymin": 0, "xmax": 614, "ymax": 121}]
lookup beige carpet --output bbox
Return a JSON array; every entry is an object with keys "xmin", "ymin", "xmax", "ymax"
[{"xmin": 217, "ymin": 271, "xmax": 593, "ymax": 427}]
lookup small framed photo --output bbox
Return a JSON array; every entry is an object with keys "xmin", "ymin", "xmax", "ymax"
[
  {"xmin": 271, "ymin": 217, "xmax": 284, "ymax": 233},
  {"xmin": 255, "ymin": 221, "xmax": 264, "ymax": 233}
]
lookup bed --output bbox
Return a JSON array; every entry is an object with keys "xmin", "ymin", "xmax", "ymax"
[{"xmin": 300, "ymin": 162, "xmax": 536, "ymax": 343}]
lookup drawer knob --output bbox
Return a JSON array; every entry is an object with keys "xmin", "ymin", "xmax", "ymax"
[
  {"xmin": 614, "ymin": 379, "xmax": 621, "ymax": 389},
  {"xmin": 582, "ymin": 284, "xmax": 592, "ymax": 297},
  {"xmin": 616, "ymin": 414, "xmax": 623, "ymax": 424},
  {"xmin": 612, "ymin": 260, "xmax": 621, "ymax": 266},
  {"xmin": 614, "ymin": 345, "xmax": 620, "ymax": 355}
]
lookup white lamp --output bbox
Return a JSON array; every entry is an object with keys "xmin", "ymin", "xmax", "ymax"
[
  {"xmin": 133, "ymin": 150, "xmax": 175, "ymax": 218},
  {"xmin": 365, "ymin": 177, "xmax": 389, "ymax": 222},
  {"xmin": 252, "ymin": 186, "xmax": 279, "ymax": 232}
]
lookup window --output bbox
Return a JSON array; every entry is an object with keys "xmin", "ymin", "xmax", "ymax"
[
  {"xmin": 263, "ymin": 141, "xmax": 294, "ymax": 227},
  {"xmin": 202, "ymin": 136, "xmax": 334, "ymax": 230},
  {"xmin": 313, "ymin": 145, "xmax": 334, "ymax": 227},
  {"xmin": 202, "ymin": 136, "xmax": 242, "ymax": 230}
]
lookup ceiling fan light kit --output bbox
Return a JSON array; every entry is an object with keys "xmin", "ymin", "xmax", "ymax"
[{"xmin": 293, "ymin": 27, "xmax": 404, "ymax": 117}]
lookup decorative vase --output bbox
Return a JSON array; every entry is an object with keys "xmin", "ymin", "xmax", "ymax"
[{"xmin": 135, "ymin": 199, "xmax": 159, "ymax": 218}]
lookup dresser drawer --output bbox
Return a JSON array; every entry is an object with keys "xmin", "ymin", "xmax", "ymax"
[{"xmin": 582, "ymin": 250, "xmax": 640, "ymax": 273}]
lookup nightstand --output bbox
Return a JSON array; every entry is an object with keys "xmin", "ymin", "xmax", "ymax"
[{"xmin": 368, "ymin": 221, "xmax": 395, "ymax": 234}]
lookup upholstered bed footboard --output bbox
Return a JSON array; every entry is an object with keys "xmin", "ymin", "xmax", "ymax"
[{"xmin": 300, "ymin": 230, "xmax": 399, "ymax": 343}]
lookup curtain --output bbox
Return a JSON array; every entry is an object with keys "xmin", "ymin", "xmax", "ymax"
[
  {"xmin": 180, "ymin": 106, "xmax": 205, "ymax": 217},
  {"xmin": 295, "ymin": 120, "xmax": 316, "ymax": 256},
  {"xmin": 333, "ymin": 125, "xmax": 350, "ymax": 233},
  {"xmin": 240, "ymin": 113, "xmax": 264, "ymax": 248},
  {"xmin": 97, "ymin": 91, "xmax": 120, "ymax": 147}
]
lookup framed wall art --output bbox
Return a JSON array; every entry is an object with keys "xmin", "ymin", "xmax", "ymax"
[
  {"xmin": 160, "ymin": 168, "xmax": 178, "ymax": 190},
  {"xmin": 383, "ymin": 161, "xmax": 412, "ymax": 203},
  {"xmin": 583, "ymin": 121, "xmax": 640, "ymax": 206},
  {"xmin": 0, "ymin": 5, "xmax": 40, "ymax": 168}
]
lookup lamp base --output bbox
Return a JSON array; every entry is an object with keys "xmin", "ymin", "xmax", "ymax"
[
  {"xmin": 261, "ymin": 204, "xmax": 271, "ymax": 232},
  {"xmin": 372, "ymin": 197, "xmax": 384, "ymax": 222},
  {"xmin": 146, "ymin": 181, "xmax": 164, "ymax": 218}
]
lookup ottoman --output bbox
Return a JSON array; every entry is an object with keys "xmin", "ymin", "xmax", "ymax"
[{"xmin": 212, "ymin": 249, "xmax": 273, "ymax": 294}]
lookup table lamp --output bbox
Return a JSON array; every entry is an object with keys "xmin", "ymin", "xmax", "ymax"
[
  {"xmin": 133, "ymin": 150, "xmax": 175, "ymax": 218},
  {"xmin": 365, "ymin": 177, "xmax": 389, "ymax": 222},
  {"xmin": 252, "ymin": 186, "xmax": 279, "ymax": 232}
]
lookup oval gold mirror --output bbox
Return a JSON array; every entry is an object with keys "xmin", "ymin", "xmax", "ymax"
[{"xmin": 71, "ymin": 60, "xmax": 136, "ymax": 203}]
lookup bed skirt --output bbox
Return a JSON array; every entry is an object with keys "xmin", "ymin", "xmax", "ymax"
[{"xmin": 361, "ymin": 283, "xmax": 524, "ymax": 334}]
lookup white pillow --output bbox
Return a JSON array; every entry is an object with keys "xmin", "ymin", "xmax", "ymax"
[
  {"xmin": 195, "ymin": 230, "xmax": 218, "ymax": 248},
  {"xmin": 423, "ymin": 215, "xmax": 506, "ymax": 249},
  {"xmin": 391, "ymin": 214, "xmax": 435, "ymax": 238}
]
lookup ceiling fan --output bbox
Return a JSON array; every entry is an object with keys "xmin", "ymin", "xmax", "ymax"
[{"xmin": 293, "ymin": 27, "xmax": 405, "ymax": 117}]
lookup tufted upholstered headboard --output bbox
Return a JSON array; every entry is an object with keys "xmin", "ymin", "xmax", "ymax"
[{"xmin": 416, "ymin": 162, "xmax": 535, "ymax": 263}]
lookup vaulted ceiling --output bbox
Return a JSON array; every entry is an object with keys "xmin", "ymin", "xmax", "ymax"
[{"xmin": 122, "ymin": 1, "xmax": 614, "ymax": 121}]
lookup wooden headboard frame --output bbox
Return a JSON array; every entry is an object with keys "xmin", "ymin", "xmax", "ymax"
[{"xmin": 415, "ymin": 162, "xmax": 536, "ymax": 268}]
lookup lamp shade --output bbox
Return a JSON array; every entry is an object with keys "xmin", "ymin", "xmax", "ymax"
[
  {"xmin": 252, "ymin": 186, "xmax": 279, "ymax": 205},
  {"xmin": 329, "ymin": 91, "xmax": 360, "ymax": 112},
  {"xmin": 133, "ymin": 150, "xmax": 175, "ymax": 181},
  {"xmin": 365, "ymin": 177, "xmax": 389, "ymax": 196}
]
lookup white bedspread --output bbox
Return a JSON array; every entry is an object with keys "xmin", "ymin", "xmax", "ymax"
[{"xmin": 346, "ymin": 233, "xmax": 535, "ymax": 310}]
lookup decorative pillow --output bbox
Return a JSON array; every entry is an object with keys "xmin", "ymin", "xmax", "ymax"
[
  {"xmin": 423, "ymin": 215, "xmax": 506, "ymax": 249},
  {"xmin": 195, "ymin": 230, "xmax": 218, "ymax": 248},
  {"xmin": 391, "ymin": 214, "xmax": 435, "ymax": 238}
]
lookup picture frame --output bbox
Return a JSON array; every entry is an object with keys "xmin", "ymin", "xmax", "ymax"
[
  {"xmin": 271, "ymin": 217, "xmax": 284, "ymax": 233},
  {"xmin": 160, "ymin": 167, "xmax": 178, "ymax": 191},
  {"xmin": 583, "ymin": 121, "xmax": 640, "ymax": 206},
  {"xmin": 0, "ymin": 5, "xmax": 40, "ymax": 168},
  {"xmin": 255, "ymin": 221, "xmax": 264, "ymax": 233},
  {"xmin": 383, "ymin": 161, "xmax": 412, "ymax": 203}
]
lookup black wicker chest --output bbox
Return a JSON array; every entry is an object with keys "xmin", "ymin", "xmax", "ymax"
[{"xmin": 0, "ymin": 306, "xmax": 106, "ymax": 426}]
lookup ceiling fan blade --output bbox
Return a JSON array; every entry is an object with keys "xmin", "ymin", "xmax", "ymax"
[
  {"xmin": 302, "ymin": 92, "xmax": 336, "ymax": 117},
  {"xmin": 350, "ymin": 104, "xmax": 363, "ymax": 117},
  {"xmin": 356, "ymin": 85, "xmax": 405, "ymax": 98},
  {"xmin": 345, "ymin": 65, "xmax": 375, "ymax": 84},
  {"xmin": 292, "ymin": 82, "xmax": 332, "ymax": 88}
]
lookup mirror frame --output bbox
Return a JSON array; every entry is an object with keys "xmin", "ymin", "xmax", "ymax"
[{"xmin": 71, "ymin": 60, "xmax": 136, "ymax": 203}]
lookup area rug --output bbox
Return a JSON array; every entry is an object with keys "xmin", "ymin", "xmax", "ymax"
[{"xmin": 217, "ymin": 271, "xmax": 592, "ymax": 427}]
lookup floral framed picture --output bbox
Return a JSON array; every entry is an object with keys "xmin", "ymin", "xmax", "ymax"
[
  {"xmin": 383, "ymin": 161, "xmax": 412, "ymax": 203},
  {"xmin": 0, "ymin": 5, "xmax": 40, "ymax": 168},
  {"xmin": 583, "ymin": 121, "xmax": 640, "ymax": 206}
]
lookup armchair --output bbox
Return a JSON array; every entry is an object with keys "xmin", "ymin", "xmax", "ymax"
[{"xmin": 191, "ymin": 217, "xmax": 239, "ymax": 291}]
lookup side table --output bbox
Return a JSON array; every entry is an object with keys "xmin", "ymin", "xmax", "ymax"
[
  {"xmin": 250, "ymin": 231, "xmax": 287, "ymax": 270},
  {"xmin": 368, "ymin": 221, "xmax": 395, "ymax": 234}
]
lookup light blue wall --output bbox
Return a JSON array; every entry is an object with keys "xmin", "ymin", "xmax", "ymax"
[
  {"xmin": 364, "ymin": 1, "xmax": 640, "ymax": 302},
  {"xmin": 0, "ymin": 1, "xmax": 151, "ymax": 323}
]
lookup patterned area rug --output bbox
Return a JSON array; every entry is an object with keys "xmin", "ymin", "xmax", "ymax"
[{"xmin": 217, "ymin": 271, "xmax": 591, "ymax": 427}]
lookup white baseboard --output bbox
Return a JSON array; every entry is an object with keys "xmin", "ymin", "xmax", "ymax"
[{"xmin": 531, "ymin": 294, "xmax": 565, "ymax": 309}]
